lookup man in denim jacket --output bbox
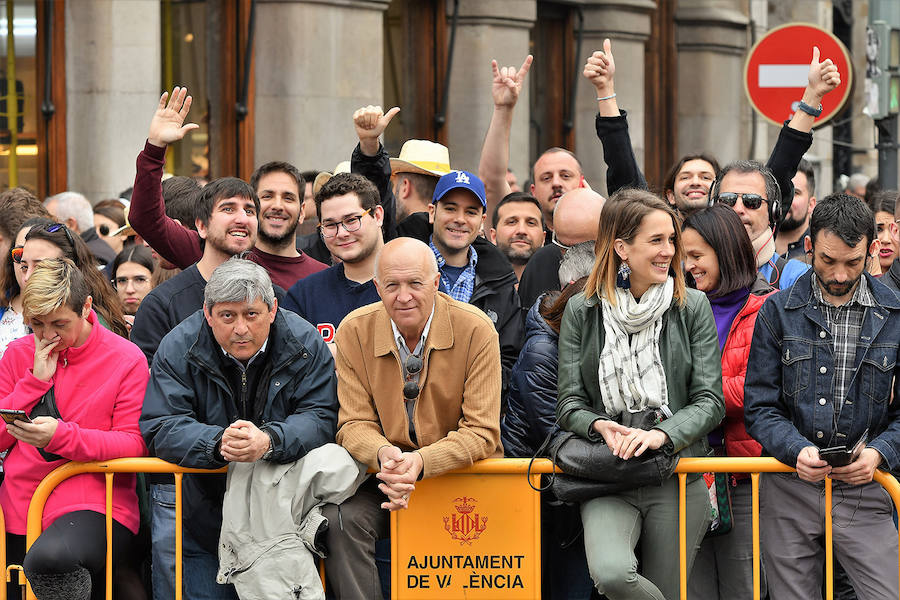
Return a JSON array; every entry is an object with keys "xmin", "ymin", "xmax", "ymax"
[{"xmin": 745, "ymin": 193, "xmax": 900, "ymax": 600}]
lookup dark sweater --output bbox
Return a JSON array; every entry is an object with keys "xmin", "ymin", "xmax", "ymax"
[{"xmin": 282, "ymin": 263, "xmax": 380, "ymax": 342}]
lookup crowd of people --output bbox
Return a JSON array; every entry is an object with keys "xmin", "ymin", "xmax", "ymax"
[{"xmin": 0, "ymin": 37, "xmax": 899, "ymax": 600}]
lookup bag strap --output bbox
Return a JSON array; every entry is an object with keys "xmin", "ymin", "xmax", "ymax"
[{"xmin": 526, "ymin": 417, "xmax": 565, "ymax": 493}]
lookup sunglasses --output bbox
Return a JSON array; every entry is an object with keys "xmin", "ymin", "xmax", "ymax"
[
  {"xmin": 715, "ymin": 192, "xmax": 767, "ymax": 211},
  {"xmin": 10, "ymin": 246, "xmax": 23, "ymax": 263},
  {"xmin": 402, "ymin": 354, "xmax": 423, "ymax": 400}
]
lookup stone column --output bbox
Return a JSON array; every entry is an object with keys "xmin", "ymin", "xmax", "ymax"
[
  {"xmin": 576, "ymin": 0, "xmax": 654, "ymax": 196},
  {"xmin": 65, "ymin": 0, "xmax": 161, "ymax": 201},
  {"xmin": 442, "ymin": 0, "xmax": 536, "ymax": 178},
  {"xmin": 253, "ymin": 0, "xmax": 390, "ymax": 174},
  {"xmin": 674, "ymin": 1, "xmax": 749, "ymax": 165}
]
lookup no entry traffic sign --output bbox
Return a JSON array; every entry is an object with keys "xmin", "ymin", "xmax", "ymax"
[{"xmin": 744, "ymin": 23, "xmax": 852, "ymax": 127}]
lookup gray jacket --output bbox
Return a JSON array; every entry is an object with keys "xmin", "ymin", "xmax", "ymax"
[{"xmin": 217, "ymin": 444, "xmax": 367, "ymax": 599}]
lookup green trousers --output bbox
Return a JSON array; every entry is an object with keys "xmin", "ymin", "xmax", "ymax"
[{"xmin": 580, "ymin": 476, "xmax": 710, "ymax": 600}]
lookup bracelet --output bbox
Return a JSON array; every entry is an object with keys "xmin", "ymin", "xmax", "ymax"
[
  {"xmin": 597, "ymin": 93, "xmax": 617, "ymax": 102},
  {"xmin": 796, "ymin": 101, "xmax": 823, "ymax": 117}
]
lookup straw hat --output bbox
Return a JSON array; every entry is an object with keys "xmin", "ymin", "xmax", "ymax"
[
  {"xmin": 389, "ymin": 140, "xmax": 451, "ymax": 177},
  {"xmin": 312, "ymin": 161, "xmax": 351, "ymax": 196}
]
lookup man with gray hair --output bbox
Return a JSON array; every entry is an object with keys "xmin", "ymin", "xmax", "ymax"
[
  {"xmin": 141, "ymin": 257, "xmax": 338, "ymax": 600},
  {"xmin": 44, "ymin": 191, "xmax": 116, "ymax": 265}
]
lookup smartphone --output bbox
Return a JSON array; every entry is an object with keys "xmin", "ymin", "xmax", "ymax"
[
  {"xmin": 819, "ymin": 428, "xmax": 868, "ymax": 467},
  {"xmin": 0, "ymin": 409, "xmax": 31, "ymax": 425}
]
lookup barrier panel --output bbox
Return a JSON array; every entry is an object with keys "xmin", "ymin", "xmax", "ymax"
[
  {"xmin": 390, "ymin": 458, "xmax": 555, "ymax": 599},
  {"xmin": 16, "ymin": 456, "xmax": 900, "ymax": 600},
  {"xmin": 24, "ymin": 458, "xmax": 226, "ymax": 600}
]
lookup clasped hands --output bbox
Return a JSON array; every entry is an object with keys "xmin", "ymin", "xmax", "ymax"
[
  {"xmin": 592, "ymin": 419, "xmax": 668, "ymax": 461},
  {"xmin": 220, "ymin": 420, "xmax": 271, "ymax": 463},
  {"xmin": 376, "ymin": 445, "xmax": 424, "ymax": 512}
]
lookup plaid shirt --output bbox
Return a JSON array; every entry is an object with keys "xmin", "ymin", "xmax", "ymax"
[
  {"xmin": 811, "ymin": 273, "xmax": 874, "ymax": 407},
  {"xmin": 430, "ymin": 237, "xmax": 478, "ymax": 303}
]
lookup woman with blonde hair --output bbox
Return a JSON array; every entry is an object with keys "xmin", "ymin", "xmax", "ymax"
[
  {"xmin": 0, "ymin": 258, "xmax": 148, "ymax": 599},
  {"xmin": 556, "ymin": 188, "xmax": 725, "ymax": 599}
]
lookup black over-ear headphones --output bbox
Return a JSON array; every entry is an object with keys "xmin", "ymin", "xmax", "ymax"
[{"xmin": 707, "ymin": 165, "xmax": 782, "ymax": 230}]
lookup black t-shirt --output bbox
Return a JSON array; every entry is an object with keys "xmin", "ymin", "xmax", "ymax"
[{"xmin": 517, "ymin": 244, "xmax": 563, "ymax": 310}]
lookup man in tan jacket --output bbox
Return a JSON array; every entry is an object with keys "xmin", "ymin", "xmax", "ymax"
[{"xmin": 322, "ymin": 237, "xmax": 503, "ymax": 599}]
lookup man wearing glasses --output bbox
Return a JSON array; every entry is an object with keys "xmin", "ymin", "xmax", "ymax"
[
  {"xmin": 322, "ymin": 236, "xmax": 502, "ymax": 600},
  {"xmin": 282, "ymin": 173, "xmax": 384, "ymax": 354},
  {"xmin": 711, "ymin": 160, "xmax": 809, "ymax": 290}
]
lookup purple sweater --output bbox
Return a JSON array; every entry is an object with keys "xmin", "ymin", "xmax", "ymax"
[{"xmin": 709, "ymin": 287, "xmax": 750, "ymax": 350}]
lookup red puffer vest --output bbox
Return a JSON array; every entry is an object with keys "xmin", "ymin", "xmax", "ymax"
[{"xmin": 721, "ymin": 291, "xmax": 774, "ymax": 458}]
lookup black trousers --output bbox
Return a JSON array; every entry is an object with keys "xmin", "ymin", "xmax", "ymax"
[{"xmin": 6, "ymin": 510, "xmax": 135, "ymax": 600}]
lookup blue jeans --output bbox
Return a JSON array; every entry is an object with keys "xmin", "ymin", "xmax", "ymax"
[
  {"xmin": 183, "ymin": 528, "xmax": 239, "ymax": 600},
  {"xmin": 150, "ymin": 483, "xmax": 177, "ymax": 600}
]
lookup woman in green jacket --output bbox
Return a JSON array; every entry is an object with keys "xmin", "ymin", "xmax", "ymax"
[{"xmin": 557, "ymin": 189, "xmax": 725, "ymax": 600}]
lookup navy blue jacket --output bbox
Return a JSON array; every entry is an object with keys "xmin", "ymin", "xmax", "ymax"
[
  {"xmin": 745, "ymin": 271, "xmax": 900, "ymax": 470},
  {"xmin": 501, "ymin": 296, "xmax": 559, "ymax": 458},
  {"xmin": 140, "ymin": 308, "xmax": 337, "ymax": 551}
]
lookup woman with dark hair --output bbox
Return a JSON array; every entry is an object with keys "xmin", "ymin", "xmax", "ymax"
[
  {"xmin": 0, "ymin": 218, "xmax": 56, "ymax": 357},
  {"xmin": 0, "ymin": 258, "xmax": 148, "ymax": 600},
  {"xmin": 557, "ymin": 188, "xmax": 724, "ymax": 599},
  {"xmin": 20, "ymin": 222, "xmax": 130, "ymax": 338},
  {"xmin": 110, "ymin": 245, "xmax": 156, "ymax": 327},
  {"xmin": 869, "ymin": 190, "xmax": 899, "ymax": 276},
  {"xmin": 681, "ymin": 203, "xmax": 774, "ymax": 599}
]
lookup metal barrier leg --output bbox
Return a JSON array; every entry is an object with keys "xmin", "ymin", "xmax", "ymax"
[
  {"xmin": 825, "ymin": 477, "xmax": 833, "ymax": 600},
  {"xmin": 751, "ymin": 473, "xmax": 760, "ymax": 600},
  {"xmin": 105, "ymin": 473, "xmax": 113, "ymax": 600},
  {"xmin": 175, "ymin": 473, "xmax": 183, "ymax": 600},
  {"xmin": 679, "ymin": 473, "xmax": 687, "ymax": 600}
]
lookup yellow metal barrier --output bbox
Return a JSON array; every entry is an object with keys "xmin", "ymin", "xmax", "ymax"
[
  {"xmin": 15, "ymin": 456, "xmax": 900, "ymax": 600},
  {"xmin": 24, "ymin": 458, "xmax": 226, "ymax": 600}
]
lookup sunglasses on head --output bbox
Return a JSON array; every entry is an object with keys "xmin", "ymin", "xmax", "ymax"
[
  {"xmin": 10, "ymin": 246, "xmax": 23, "ymax": 263},
  {"xmin": 715, "ymin": 192, "xmax": 766, "ymax": 211}
]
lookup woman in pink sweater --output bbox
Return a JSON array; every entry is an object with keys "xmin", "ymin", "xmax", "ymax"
[{"xmin": 0, "ymin": 258, "xmax": 148, "ymax": 600}]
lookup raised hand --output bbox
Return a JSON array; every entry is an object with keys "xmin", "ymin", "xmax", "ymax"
[
  {"xmin": 807, "ymin": 46, "xmax": 841, "ymax": 101},
  {"xmin": 584, "ymin": 38, "xmax": 616, "ymax": 96},
  {"xmin": 148, "ymin": 86, "xmax": 200, "ymax": 148},
  {"xmin": 491, "ymin": 55, "xmax": 533, "ymax": 109},
  {"xmin": 353, "ymin": 105, "xmax": 400, "ymax": 155}
]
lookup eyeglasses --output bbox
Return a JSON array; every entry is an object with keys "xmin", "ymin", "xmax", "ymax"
[
  {"xmin": 112, "ymin": 275, "xmax": 152, "ymax": 289},
  {"xmin": 551, "ymin": 230, "xmax": 571, "ymax": 251},
  {"xmin": 318, "ymin": 208, "xmax": 373, "ymax": 239},
  {"xmin": 402, "ymin": 354, "xmax": 423, "ymax": 400},
  {"xmin": 10, "ymin": 246, "xmax": 23, "ymax": 263},
  {"xmin": 715, "ymin": 192, "xmax": 767, "ymax": 211}
]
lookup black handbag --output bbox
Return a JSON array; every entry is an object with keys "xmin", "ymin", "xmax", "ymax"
[
  {"xmin": 28, "ymin": 386, "xmax": 64, "ymax": 462},
  {"xmin": 529, "ymin": 408, "xmax": 679, "ymax": 503}
]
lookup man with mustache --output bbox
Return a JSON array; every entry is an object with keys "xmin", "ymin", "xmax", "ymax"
[
  {"xmin": 745, "ymin": 193, "xmax": 900, "ymax": 600},
  {"xmin": 488, "ymin": 192, "xmax": 545, "ymax": 282}
]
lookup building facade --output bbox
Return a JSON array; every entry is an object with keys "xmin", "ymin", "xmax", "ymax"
[{"xmin": 0, "ymin": 0, "xmax": 880, "ymax": 202}]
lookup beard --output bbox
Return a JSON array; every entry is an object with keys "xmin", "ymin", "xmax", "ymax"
[
  {"xmin": 780, "ymin": 212, "xmax": 805, "ymax": 232},
  {"xmin": 257, "ymin": 217, "xmax": 300, "ymax": 248},
  {"xmin": 498, "ymin": 239, "xmax": 537, "ymax": 265}
]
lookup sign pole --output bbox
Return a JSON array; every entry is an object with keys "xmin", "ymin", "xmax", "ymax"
[{"xmin": 876, "ymin": 115, "xmax": 899, "ymax": 189}]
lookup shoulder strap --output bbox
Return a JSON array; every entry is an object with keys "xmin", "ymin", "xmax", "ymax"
[{"xmin": 768, "ymin": 255, "xmax": 788, "ymax": 287}]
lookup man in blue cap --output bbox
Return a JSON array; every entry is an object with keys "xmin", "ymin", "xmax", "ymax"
[{"xmin": 427, "ymin": 170, "xmax": 522, "ymax": 399}]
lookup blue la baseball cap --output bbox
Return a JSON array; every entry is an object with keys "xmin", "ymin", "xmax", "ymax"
[{"xmin": 432, "ymin": 170, "xmax": 487, "ymax": 209}]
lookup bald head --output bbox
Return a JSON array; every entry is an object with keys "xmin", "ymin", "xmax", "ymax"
[
  {"xmin": 552, "ymin": 188, "xmax": 606, "ymax": 247},
  {"xmin": 375, "ymin": 237, "xmax": 441, "ymax": 343}
]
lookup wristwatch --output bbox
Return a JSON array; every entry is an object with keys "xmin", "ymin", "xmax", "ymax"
[
  {"xmin": 797, "ymin": 101, "xmax": 823, "ymax": 117},
  {"xmin": 261, "ymin": 430, "xmax": 274, "ymax": 460}
]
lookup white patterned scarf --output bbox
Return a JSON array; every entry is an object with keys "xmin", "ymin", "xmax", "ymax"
[{"xmin": 598, "ymin": 277, "xmax": 673, "ymax": 417}]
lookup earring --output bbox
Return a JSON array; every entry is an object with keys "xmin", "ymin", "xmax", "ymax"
[{"xmin": 616, "ymin": 261, "xmax": 631, "ymax": 289}]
